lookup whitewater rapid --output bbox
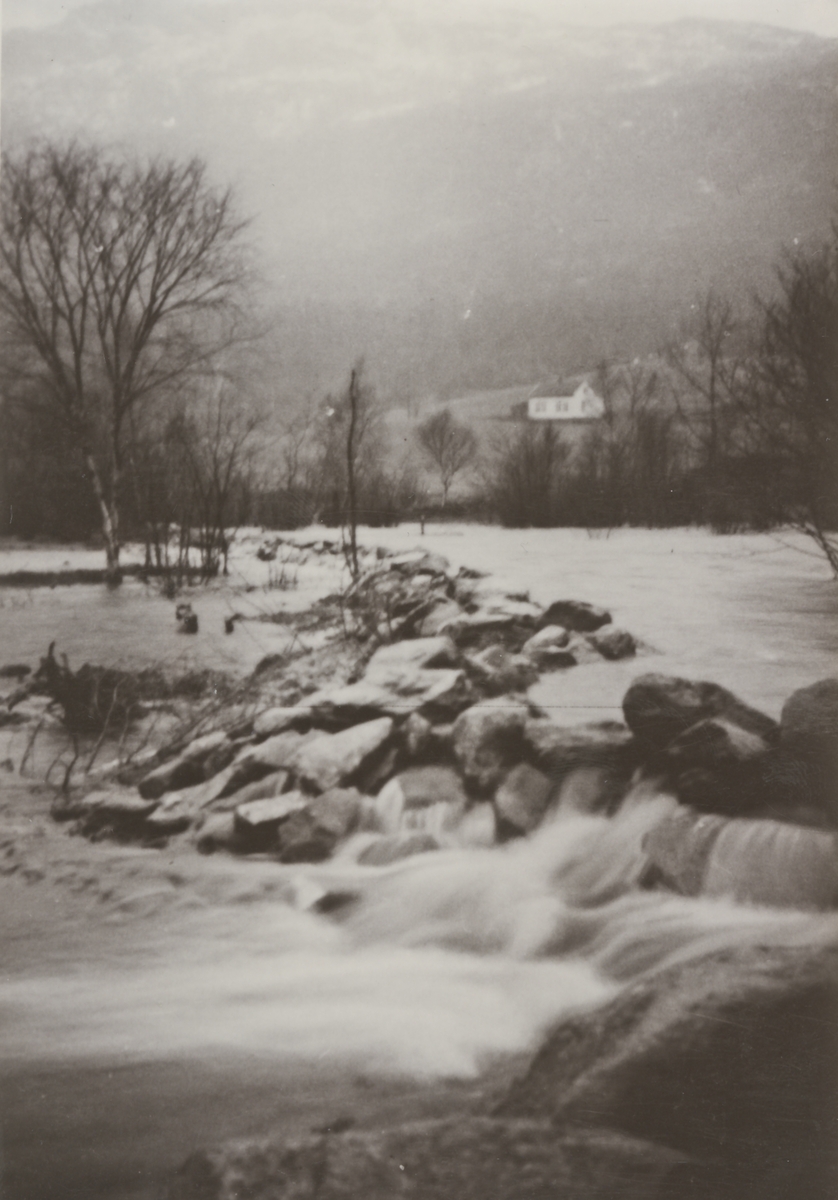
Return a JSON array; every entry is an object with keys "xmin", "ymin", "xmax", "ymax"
[{"xmin": 3, "ymin": 793, "xmax": 834, "ymax": 1082}]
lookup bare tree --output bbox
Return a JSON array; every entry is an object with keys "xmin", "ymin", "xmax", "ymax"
[
  {"xmin": 666, "ymin": 290, "xmax": 741, "ymax": 477},
  {"xmin": 738, "ymin": 234, "xmax": 838, "ymax": 574},
  {"xmin": 0, "ymin": 141, "xmax": 250, "ymax": 583},
  {"xmin": 416, "ymin": 408, "xmax": 478, "ymax": 507}
]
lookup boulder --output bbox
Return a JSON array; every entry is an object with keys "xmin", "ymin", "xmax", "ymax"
[
  {"xmin": 521, "ymin": 624, "xmax": 569, "ymax": 659},
  {"xmin": 417, "ymin": 597, "xmax": 466, "ymax": 637},
  {"xmin": 524, "ymin": 718, "xmax": 635, "ymax": 776},
  {"xmin": 452, "ymin": 698, "xmax": 531, "ymax": 793},
  {"xmin": 464, "ymin": 645, "xmax": 539, "ymax": 696},
  {"xmin": 277, "ymin": 788, "xmax": 363, "ymax": 863},
  {"xmin": 588, "ymin": 628, "xmax": 637, "ymax": 661},
  {"xmin": 498, "ymin": 941, "xmax": 838, "ymax": 1200},
  {"xmin": 357, "ymin": 832, "xmax": 440, "ymax": 866},
  {"xmin": 222, "ymin": 770, "xmax": 290, "ymax": 808},
  {"xmin": 665, "ymin": 717, "xmax": 769, "ymax": 771},
  {"xmin": 440, "ymin": 601, "xmax": 541, "ymax": 649},
  {"xmin": 537, "ymin": 600, "xmax": 611, "ymax": 633},
  {"xmin": 138, "ymin": 730, "xmax": 231, "ymax": 800},
  {"xmin": 388, "ymin": 549, "xmax": 450, "ymax": 576},
  {"xmin": 494, "ymin": 762, "xmax": 553, "ymax": 836},
  {"xmin": 62, "ymin": 788, "xmax": 158, "ymax": 825},
  {"xmin": 293, "ymin": 718, "xmax": 394, "ymax": 793},
  {"xmin": 640, "ymin": 806, "xmax": 728, "ymax": 896},
  {"xmin": 166, "ymin": 1122, "xmax": 693, "ymax": 1200},
  {"xmin": 307, "ymin": 669, "xmax": 472, "ymax": 727},
  {"xmin": 781, "ymin": 678, "xmax": 838, "ymax": 753},
  {"xmin": 365, "ymin": 636, "xmax": 459, "ymax": 678},
  {"xmin": 622, "ymin": 673, "xmax": 778, "ymax": 752},
  {"xmin": 234, "ymin": 792, "xmax": 308, "ymax": 834},
  {"xmin": 381, "ymin": 765, "xmax": 468, "ymax": 810},
  {"xmin": 253, "ymin": 706, "xmax": 308, "ymax": 739},
  {"xmin": 194, "ymin": 812, "xmax": 247, "ymax": 855}
]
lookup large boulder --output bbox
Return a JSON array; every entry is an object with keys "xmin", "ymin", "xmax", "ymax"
[
  {"xmin": 781, "ymin": 677, "xmax": 838, "ymax": 753},
  {"xmin": 365, "ymin": 636, "xmax": 459, "ymax": 679},
  {"xmin": 494, "ymin": 762, "xmax": 553, "ymax": 836},
  {"xmin": 166, "ymin": 1123, "xmax": 693, "ymax": 1200},
  {"xmin": 452, "ymin": 698, "xmax": 531, "ymax": 793},
  {"xmin": 372, "ymin": 767, "xmax": 467, "ymax": 836},
  {"xmin": 622, "ymin": 674, "xmax": 778, "ymax": 752},
  {"xmin": 523, "ymin": 719, "xmax": 637, "ymax": 812},
  {"xmin": 464, "ymin": 645, "xmax": 538, "ymax": 696},
  {"xmin": 253, "ymin": 706, "xmax": 309, "ymax": 739},
  {"xmin": 537, "ymin": 599, "xmax": 611, "ymax": 633},
  {"xmin": 293, "ymin": 718, "xmax": 394, "ymax": 793},
  {"xmin": 277, "ymin": 788, "xmax": 364, "ymax": 862},
  {"xmin": 664, "ymin": 718, "xmax": 770, "ymax": 771},
  {"xmin": 499, "ymin": 941, "xmax": 838, "ymax": 1200}
]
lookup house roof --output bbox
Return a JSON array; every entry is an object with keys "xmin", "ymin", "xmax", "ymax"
[{"xmin": 528, "ymin": 376, "xmax": 591, "ymax": 399}]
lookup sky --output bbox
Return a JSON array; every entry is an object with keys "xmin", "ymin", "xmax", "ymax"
[{"xmin": 3, "ymin": 0, "xmax": 838, "ymax": 36}]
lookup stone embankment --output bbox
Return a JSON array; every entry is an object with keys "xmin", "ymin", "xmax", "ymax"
[{"xmin": 6, "ymin": 541, "xmax": 834, "ymax": 910}]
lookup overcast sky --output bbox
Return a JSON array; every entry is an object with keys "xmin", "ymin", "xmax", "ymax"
[{"xmin": 4, "ymin": 0, "xmax": 838, "ymax": 36}]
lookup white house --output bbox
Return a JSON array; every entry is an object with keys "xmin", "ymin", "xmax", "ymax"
[{"xmin": 526, "ymin": 379, "xmax": 605, "ymax": 421}]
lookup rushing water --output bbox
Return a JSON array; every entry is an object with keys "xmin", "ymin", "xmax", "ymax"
[{"xmin": 1, "ymin": 527, "xmax": 837, "ymax": 1199}]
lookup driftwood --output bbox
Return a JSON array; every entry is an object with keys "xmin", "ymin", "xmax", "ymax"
[{"xmin": 24, "ymin": 643, "xmax": 144, "ymax": 734}]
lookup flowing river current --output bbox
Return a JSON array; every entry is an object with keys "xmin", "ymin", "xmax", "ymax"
[{"xmin": 1, "ymin": 527, "xmax": 837, "ymax": 1199}]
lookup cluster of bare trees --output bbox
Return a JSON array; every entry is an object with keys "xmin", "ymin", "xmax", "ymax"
[
  {"xmin": 0, "ymin": 141, "xmax": 257, "ymax": 582},
  {"xmin": 1, "ymin": 138, "xmax": 835, "ymax": 577}
]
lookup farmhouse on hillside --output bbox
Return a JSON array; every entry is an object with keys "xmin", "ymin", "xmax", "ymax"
[{"xmin": 513, "ymin": 379, "xmax": 606, "ymax": 422}]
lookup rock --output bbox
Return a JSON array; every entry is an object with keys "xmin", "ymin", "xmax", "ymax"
[
  {"xmin": 452, "ymin": 698, "xmax": 531, "ymax": 793},
  {"xmin": 365, "ymin": 636, "xmax": 459, "ymax": 678},
  {"xmin": 388, "ymin": 549, "xmax": 450, "ymax": 576},
  {"xmin": 138, "ymin": 731, "xmax": 232, "ymax": 800},
  {"xmin": 524, "ymin": 718, "xmax": 636, "ymax": 776},
  {"xmin": 563, "ymin": 634, "xmax": 604, "ymax": 666},
  {"xmin": 235, "ymin": 792, "xmax": 308, "ymax": 833},
  {"xmin": 494, "ymin": 762, "xmax": 553, "ymax": 836},
  {"xmin": 588, "ymin": 628, "xmax": 637, "ymax": 660},
  {"xmin": 277, "ymin": 788, "xmax": 364, "ymax": 863},
  {"xmin": 0, "ymin": 710, "xmax": 27, "ymax": 728},
  {"xmin": 552, "ymin": 766, "xmax": 626, "ymax": 817},
  {"xmin": 381, "ymin": 765, "xmax": 468, "ymax": 810},
  {"xmin": 236, "ymin": 729, "xmax": 321, "ymax": 779},
  {"xmin": 622, "ymin": 673, "xmax": 778, "ymax": 752},
  {"xmin": 521, "ymin": 625, "xmax": 569, "ymax": 658},
  {"xmin": 214, "ymin": 770, "xmax": 289, "ymax": 809},
  {"xmin": 166, "ymin": 1122, "xmax": 692, "ymax": 1200},
  {"xmin": 781, "ymin": 678, "xmax": 838, "ymax": 751},
  {"xmin": 641, "ymin": 806, "xmax": 728, "ymax": 896},
  {"xmin": 780, "ymin": 679, "xmax": 838, "ymax": 818},
  {"xmin": 439, "ymin": 602, "xmax": 541, "ymax": 649},
  {"xmin": 60, "ymin": 788, "xmax": 158, "ymax": 824},
  {"xmin": 194, "ymin": 812, "xmax": 247, "ymax": 855},
  {"xmin": 537, "ymin": 599, "xmax": 611, "ymax": 632},
  {"xmin": 753, "ymin": 745, "xmax": 838, "ymax": 827},
  {"xmin": 358, "ymin": 832, "xmax": 440, "ymax": 865},
  {"xmin": 308, "ymin": 669, "xmax": 472, "ymax": 727},
  {"xmin": 417, "ymin": 598, "xmax": 465, "ymax": 637},
  {"xmin": 253, "ymin": 706, "xmax": 308, "ymax": 738},
  {"xmin": 293, "ymin": 718, "xmax": 394, "ymax": 793},
  {"xmin": 498, "ymin": 941, "xmax": 838, "ymax": 1200},
  {"xmin": 464, "ymin": 645, "xmax": 539, "ymax": 696},
  {"xmin": 665, "ymin": 717, "xmax": 770, "ymax": 771}
]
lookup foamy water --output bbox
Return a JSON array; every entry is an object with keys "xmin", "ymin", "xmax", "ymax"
[{"xmin": 3, "ymin": 797, "xmax": 833, "ymax": 1082}]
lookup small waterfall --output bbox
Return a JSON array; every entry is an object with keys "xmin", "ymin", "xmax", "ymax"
[{"xmin": 703, "ymin": 819, "xmax": 838, "ymax": 910}]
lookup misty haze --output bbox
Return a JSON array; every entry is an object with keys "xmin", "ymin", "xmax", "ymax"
[{"xmin": 0, "ymin": 3, "xmax": 836, "ymax": 1199}]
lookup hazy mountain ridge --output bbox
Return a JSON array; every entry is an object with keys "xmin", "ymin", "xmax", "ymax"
[{"xmin": 3, "ymin": 4, "xmax": 836, "ymax": 399}]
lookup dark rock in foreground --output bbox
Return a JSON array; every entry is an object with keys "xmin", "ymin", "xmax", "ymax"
[
  {"xmin": 499, "ymin": 941, "xmax": 838, "ymax": 1200},
  {"xmin": 623, "ymin": 673, "xmax": 778, "ymax": 751},
  {"xmin": 165, "ymin": 1120, "xmax": 694, "ymax": 1200}
]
